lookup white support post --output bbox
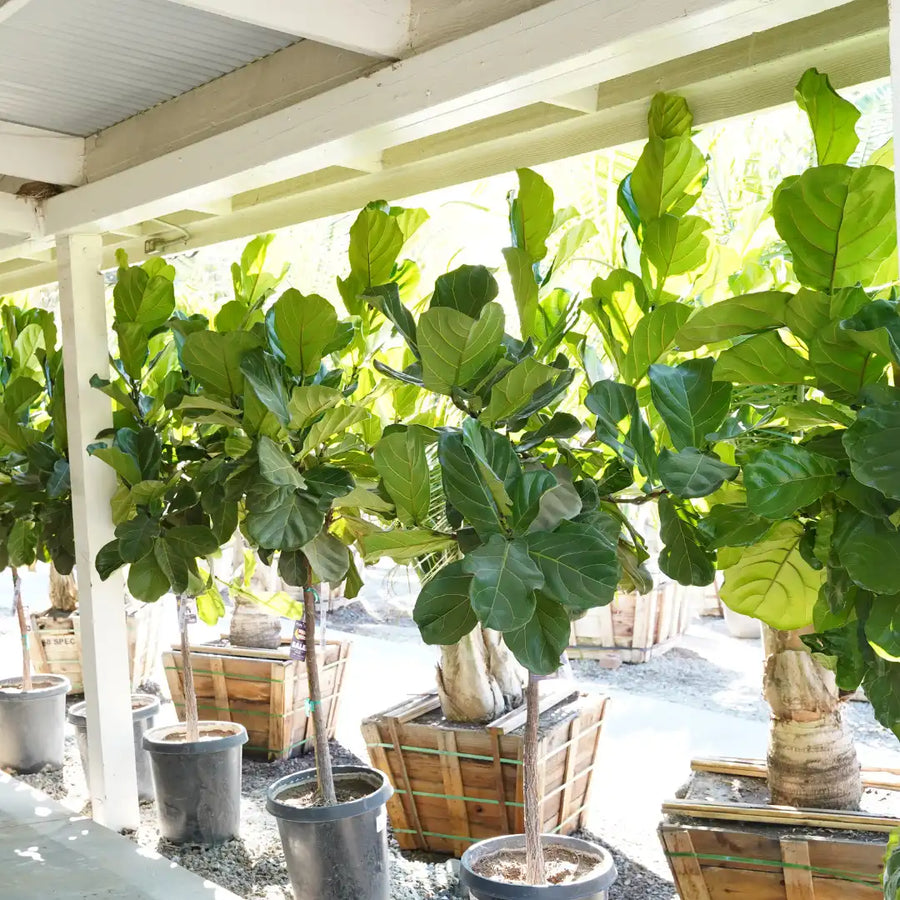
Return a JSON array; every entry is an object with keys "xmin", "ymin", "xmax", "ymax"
[{"xmin": 57, "ymin": 234, "xmax": 139, "ymax": 831}]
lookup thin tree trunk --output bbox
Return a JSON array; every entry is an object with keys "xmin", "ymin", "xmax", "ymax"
[
  {"xmin": 178, "ymin": 599, "xmax": 200, "ymax": 743},
  {"xmin": 13, "ymin": 568, "xmax": 32, "ymax": 691},
  {"xmin": 304, "ymin": 582, "xmax": 336, "ymax": 805},
  {"xmin": 436, "ymin": 626, "xmax": 525, "ymax": 722},
  {"xmin": 48, "ymin": 562, "xmax": 77, "ymax": 613},
  {"xmin": 524, "ymin": 673, "xmax": 545, "ymax": 886},
  {"xmin": 763, "ymin": 626, "xmax": 861, "ymax": 809}
]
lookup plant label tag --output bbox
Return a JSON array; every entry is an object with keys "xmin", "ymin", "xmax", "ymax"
[
  {"xmin": 179, "ymin": 597, "xmax": 198, "ymax": 625},
  {"xmin": 289, "ymin": 620, "xmax": 306, "ymax": 660}
]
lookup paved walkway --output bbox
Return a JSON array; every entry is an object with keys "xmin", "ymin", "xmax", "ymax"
[{"xmin": 0, "ymin": 772, "xmax": 239, "ymax": 900}]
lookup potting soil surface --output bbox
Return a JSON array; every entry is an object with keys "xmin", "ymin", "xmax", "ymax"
[{"xmin": 471, "ymin": 844, "xmax": 605, "ymax": 885}]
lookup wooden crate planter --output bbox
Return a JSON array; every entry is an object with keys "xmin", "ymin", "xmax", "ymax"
[
  {"xmin": 362, "ymin": 687, "xmax": 608, "ymax": 857},
  {"xmin": 163, "ymin": 639, "xmax": 351, "ymax": 761},
  {"xmin": 660, "ymin": 757, "xmax": 896, "ymax": 899},
  {"xmin": 568, "ymin": 581, "xmax": 690, "ymax": 664},
  {"xmin": 29, "ymin": 602, "xmax": 163, "ymax": 694}
]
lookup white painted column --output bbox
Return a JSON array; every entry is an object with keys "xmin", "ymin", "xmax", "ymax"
[{"xmin": 57, "ymin": 234, "xmax": 139, "ymax": 830}]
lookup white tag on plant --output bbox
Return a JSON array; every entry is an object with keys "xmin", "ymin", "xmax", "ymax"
[{"xmin": 179, "ymin": 597, "xmax": 198, "ymax": 625}]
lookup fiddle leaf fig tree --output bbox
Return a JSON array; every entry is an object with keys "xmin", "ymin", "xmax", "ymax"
[{"xmin": 0, "ymin": 303, "xmax": 74, "ymax": 691}]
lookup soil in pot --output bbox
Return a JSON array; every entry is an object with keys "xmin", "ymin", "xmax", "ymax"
[
  {"xmin": 143, "ymin": 720, "xmax": 248, "ymax": 845},
  {"xmin": 472, "ymin": 845, "xmax": 606, "ymax": 886},
  {"xmin": 277, "ymin": 775, "xmax": 378, "ymax": 809}
]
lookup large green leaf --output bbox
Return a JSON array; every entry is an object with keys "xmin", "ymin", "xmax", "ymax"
[
  {"xmin": 240, "ymin": 348, "xmax": 290, "ymax": 426},
  {"xmin": 658, "ymin": 448, "xmax": 739, "ymax": 499},
  {"xmin": 412, "ymin": 561, "xmax": 477, "ymax": 645},
  {"xmin": 374, "ymin": 428, "xmax": 430, "ymax": 526},
  {"xmin": 302, "ymin": 530, "xmax": 350, "ymax": 584},
  {"xmin": 641, "ymin": 215, "xmax": 709, "ymax": 293},
  {"xmin": 502, "ymin": 247, "xmax": 539, "ymax": 340},
  {"xmin": 127, "ymin": 550, "xmax": 169, "ymax": 602},
  {"xmin": 525, "ymin": 525, "xmax": 618, "ymax": 611},
  {"xmin": 865, "ymin": 594, "xmax": 900, "ymax": 662},
  {"xmin": 113, "ymin": 264, "xmax": 175, "ymax": 329},
  {"xmin": 676, "ymin": 292, "xmax": 790, "ymax": 351},
  {"xmin": 7, "ymin": 520, "xmax": 36, "ymax": 567},
  {"xmin": 257, "ymin": 436, "xmax": 306, "ymax": 489},
  {"xmin": 509, "ymin": 167, "xmax": 555, "ymax": 262},
  {"xmin": 698, "ymin": 504, "xmax": 773, "ymax": 548},
  {"xmin": 795, "ymin": 68, "xmax": 860, "ymax": 166},
  {"xmin": 418, "ymin": 303, "xmax": 504, "ymax": 394},
  {"xmin": 347, "ymin": 206, "xmax": 404, "ymax": 288},
  {"xmin": 482, "ymin": 357, "xmax": 558, "ymax": 424},
  {"xmin": 773, "ymin": 165, "xmax": 896, "ymax": 292},
  {"xmin": 744, "ymin": 444, "xmax": 841, "ymax": 519},
  {"xmin": 808, "ymin": 320, "xmax": 889, "ymax": 402},
  {"xmin": 244, "ymin": 483, "xmax": 324, "ymax": 550},
  {"xmin": 358, "ymin": 528, "xmax": 455, "ymax": 563},
  {"xmin": 116, "ymin": 514, "xmax": 159, "ymax": 563},
  {"xmin": 182, "ymin": 331, "xmax": 261, "ymax": 399},
  {"xmin": 289, "ymin": 385, "xmax": 343, "ymax": 428},
  {"xmin": 621, "ymin": 303, "xmax": 691, "ymax": 384},
  {"xmin": 720, "ymin": 520, "xmax": 820, "ymax": 629},
  {"xmin": 630, "ymin": 136, "xmax": 706, "ymax": 221},
  {"xmin": 585, "ymin": 380, "xmax": 656, "ymax": 478},
  {"xmin": 300, "ymin": 406, "xmax": 369, "ymax": 456},
  {"xmin": 431, "ymin": 265, "xmax": 499, "ymax": 318},
  {"xmin": 365, "ymin": 283, "xmax": 419, "ymax": 355},
  {"xmin": 648, "ymin": 359, "xmax": 732, "ymax": 450},
  {"xmin": 713, "ymin": 332, "xmax": 813, "ymax": 385},
  {"xmin": 647, "ymin": 92, "xmax": 693, "ymax": 140},
  {"xmin": 843, "ymin": 401, "xmax": 900, "ymax": 500},
  {"xmin": 439, "ymin": 430, "xmax": 503, "ymax": 539},
  {"xmin": 833, "ymin": 511, "xmax": 900, "ymax": 594},
  {"xmin": 462, "ymin": 534, "xmax": 543, "ymax": 631},
  {"xmin": 658, "ymin": 496, "xmax": 715, "ymax": 586},
  {"xmin": 503, "ymin": 593, "xmax": 570, "ymax": 676},
  {"xmin": 272, "ymin": 289, "xmax": 338, "ymax": 377},
  {"xmin": 508, "ymin": 469, "xmax": 558, "ymax": 535},
  {"xmin": 783, "ymin": 289, "xmax": 832, "ymax": 342},
  {"xmin": 153, "ymin": 537, "xmax": 190, "ymax": 594},
  {"xmin": 841, "ymin": 299, "xmax": 900, "ymax": 362}
]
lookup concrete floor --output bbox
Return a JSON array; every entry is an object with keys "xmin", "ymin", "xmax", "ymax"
[{"xmin": 0, "ymin": 772, "xmax": 240, "ymax": 900}]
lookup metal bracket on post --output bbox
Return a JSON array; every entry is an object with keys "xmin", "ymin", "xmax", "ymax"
[{"xmin": 57, "ymin": 233, "xmax": 139, "ymax": 831}]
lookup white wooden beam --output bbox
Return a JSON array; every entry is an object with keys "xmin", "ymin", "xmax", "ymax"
[
  {"xmin": 0, "ymin": 121, "xmax": 84, "ymax": 185},
  {"xmin": 45, "ymin": 0, "xmax": 861, "ymax": 238},
  {"xmin": 160, "ymin": 0, "xmax": 410, "ymax": 57},
  {"xmin": 0, "ymin": 0, "xmax": 38, "ymax": 26},
  {"xmin": 0, "ymin": 192, "xmax": 40, "ymax": 236},
  {"xmin": 57, "ymin": 234, "xmax": 139, "ymax": 832},
  {"xmin": 547, "ymin": 88, "xmax": 600, "ymax": 113}
]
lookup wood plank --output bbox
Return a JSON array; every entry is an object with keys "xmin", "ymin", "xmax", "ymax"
[
  {"xmin": 691, "ymin": 756, "xmax": 900, "ymax": 791},
  {"xmin": 388, "ymin": 718, "xmax": 426, "ymax": 847},
  {"xmin": 488, "ymin": 730, "xmax": 512, "ymax": 833},
  {"xmin": 437, "ymin": 730, "xmax": 471, "ymax": 856},
  {"xmin": 361, "ymin": 720, "xmax": 412, "ymax": 836},
  {"xmin": 662, "ymin": 828, "xmax": 713, "ymax": 900},
  {"xmin": 781, "ymin": 839, "xmax": 817, "ymax": 900},
  {"xmin": 488, "ymin": 684, "xmax": 577, "ymax": 734},
  {"xmin": 209, "ymin": 655, "xmax": 231, "ymax": 723},
  {"xmin": 558, "ymin": 717, "xmax": 580, "ymax": 825}
]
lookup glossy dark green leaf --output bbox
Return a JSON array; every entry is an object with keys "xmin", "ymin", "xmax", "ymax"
[
  {"xmin": 621, "ymin": 303, "xmax": 691, "ymax": 385},
  {"xmin": 272, "ymin": 289, "xmax": 338, "ymax": 377},
  {"xmin": 658, "ymin": 496, "xmax": 715, "ymax": 587},
  {"xmin": 525, "ymin": 525, "xmax": 618, "ymax": 610},
  {"xmin": 714, "ymin": 332, "xmax": 813, "ymax": 386},
  {"xmin": 127, "ymin": 550, "xmax": 169, "ymax": 602},
  {"xmin": 461, "ymin": 534, "xmax": 543, "ymax": 631},
  {"xmin": 374, "ymin": 428, "xmax": 430, "ymax": 526},
  {"xmin": 164, "ymin": 525, "xmax": 221, "ymax": 560},
  {"xmin": 648, "ymin": 359, "xmax": 731, "ymax": 451},
  {"xmin": 843, "ymin": 401, "xmax": 900, "ymax": 500},
  {"xmin": 675, "ymin": 292, "xmax": 790, "ymax": 351},
  {"xmin": 182, "ymin": 330, "xmax": 261, "ymax": 399},
  {"xmin": 245, "ymin": 482, "xmax": 324, "ymax": 551},
  {"xmin": 503, "ymin": 593, "xmax": 570, "ymax": 676},
  {"xmin": 865, "ymin": 594, "xmax": 900, "ymax": 661},
  {"xmin": 113, "ymin": 264, "xmax": 175, "ymax": 329},
  {"xmin": 439, "ymin": 430, "xmax": 504, "ymax": 539},
  {"xmin": 744, "ymin": 444, "xmax": 841, "ymax": 519},
  {"xmin": 240, "ymin": 348, "xmax": 290, "ymax": 426},
  {"xmin": 508, "ymin": 469, "xmax": 557, "ymax": 536},
  {"xmin": 154, "ymin": 538, "xmax": 190, "ymax": 594},
  {"xmin": 303, "ymin": 530, "xmax": 350, "ymax": 584},
  {"xmin": 698, "ymin": 505, "xmax": 772, "ymax": 549},
  {"xmin": 412, "ymin": 561, "xmax": 477, "ymax": 645},
  {"xmin": 658, "ymin": 448, "xmax": 739, "ymax": 499},
  {"xmin": 115, "ymin": 513, "xmax": 159, "ymax": 563},
  {"xmin": 833, "ymin": 511, "xmax": 900, "ymax": 595},
  {"xmin": 303, "ymin": 466, "xmax": 355, "ymax": 509},
  {"xmin": 808, "ymin": 320, "xmax": 889, "ymax": 403},
  {"xmin": 7, "ymin": 519, "xmax": 36, "ymax": 568},
  {"xmin": 518, "ymin": 413, "xmax": 581, "ymax": 452},
  {"xmin": 481, "ymin": 357, "xmax": 559, "ymax": 425},
  {"xmin": 431, "ymin": 265, "xmax": 499, "ymax": 317},
  {"xmin": 96, "ymin": 540, "xmax": 125, "ymax": 580},
  {"xmin": 365, "ymin": 283, "xmax": 418, "ymax": 356},
  {"xmin": 257, "ymin": 436, "xmax": 305, "ymax": 489}
]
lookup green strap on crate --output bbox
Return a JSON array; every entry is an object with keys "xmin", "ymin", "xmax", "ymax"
[
  {"xmin": 664, "ymin": 851, "xmax": 881, "ymax": 886},
  {"xmin": 367, "ymin": 741, "xmax": 522, "ymax": 766},
  {"xmin": 393, "ymin": 788, "xmax": 524, "ymax": 808}
]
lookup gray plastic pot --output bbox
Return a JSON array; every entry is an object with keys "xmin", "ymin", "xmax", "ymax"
[
  {"xmin": 0, "ymin": 674, "xmax": 70, "ymax": 773},
  {"xmin": 460, "ymin": 834, "xmax": 617, "ymax": 900},
  {"xmin": 267, "ymin": 765, "xmax": 393, "ymax": 900},
  {"xmin": 68, "ymin": 693, "xmax": 160, "ymax": 803},
  {"xmin": 143, "ymin": 721, "xmax": 247, "ymax": 844}
]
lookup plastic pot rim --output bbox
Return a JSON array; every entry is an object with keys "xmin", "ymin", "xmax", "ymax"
[
  {"xmin": 460, "ymin": 834, "xmax": 617, "ymax": 899},
  {"xmin": 267, "ymin": 764, "xmax": 392, "ymax": 823},
  {"xmin": 0, "ymin": 674, "xmax": 70, "ymax": 701},
  {"xmin": 142, "ymin": 721, "xmax": 248, "ymax": 755},
  {"xmin": 68, "ymin": 693, "xmax": 161, "ymax": 727}
]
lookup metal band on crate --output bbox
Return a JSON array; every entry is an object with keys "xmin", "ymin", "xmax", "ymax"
[
  {"xmin": 663, "ymin": 852, "xmax": 880, "ymax": 886},
  {"xmin": 366, "ymin": 742, "xmax": 522, "ymax": 765}
]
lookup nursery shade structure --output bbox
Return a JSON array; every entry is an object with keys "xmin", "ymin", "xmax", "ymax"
[{"xmin": 0, "ymin": 0, "xmax": 894, "ymax": 831}]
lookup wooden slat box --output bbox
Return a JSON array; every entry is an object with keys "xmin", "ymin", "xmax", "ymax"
[
  {"xmin": 30, "ymin": 602, "xmax": 163, "ymax": 694},
  {"xmin": 362, "ymin": 687, "xmax": 608, "ymax": 857},
  {"xmin": 569, "ymin": 582, "xmax": 690, "ymax": 664},
  {"xmin": 660, "ymin": 757, "xmax": 895, "ymax": 899},
  {"xmin": 164, "ymin": 639, "xmax": 351, "ymax": 761}
]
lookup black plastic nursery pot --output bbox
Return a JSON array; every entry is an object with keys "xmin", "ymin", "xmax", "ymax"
[
  {"xmin": 68, "ymin": 693, "xmax": 160, "ymax": 803},
  {"xmin": 267, "ymin": 764, "xmax": 393, "ymax": 900},
  {"xmin": 460, "ymin": 834, "xmax": 617, "ymax": 900},
  {"xmin": 0, "ymin": 674, "xmax": 70, "ymax": 773},
  {"xmin": 143, "ymin": 720, "xmax": 247, "ymax": 844}
]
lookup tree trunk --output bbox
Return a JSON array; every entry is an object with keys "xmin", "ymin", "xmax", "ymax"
[
  {"xmin": 524, "ymin": 673, "xmax": 545, "ymax": 885},
  {"xmin": 229, "ymin": 596, "xmax": 281, "ymax": 649},
  {"xmin": 304, "ymin": 583, "xmax": 336, "ymax": 805},
  {"xmin": 763, "ymin": 626, "xmax": 861, "ymax": 809},
  {"xmin": 13, "ymin": 568, "xmax": 32, "ymax": 691},
  {"xmin": 178, "ymin": 598, "xmax": 200, "ymax": 743},
  {"xmin": 436, "ymin": 626, "xmax": 525, "ymax": 723},
  {"xmin": 49, "ymin": 563, "xmax": 77, "ymax": 613}
]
